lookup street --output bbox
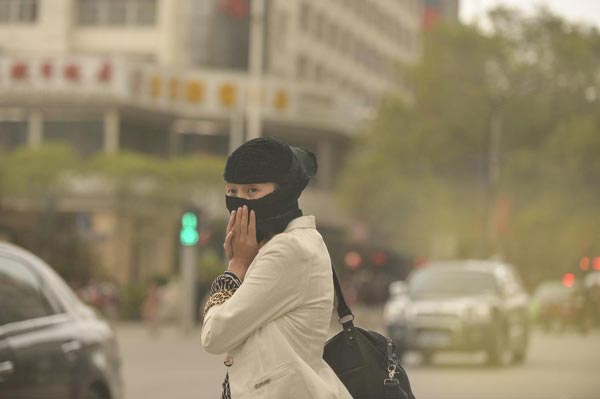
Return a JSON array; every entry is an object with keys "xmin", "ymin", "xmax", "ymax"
[{"xmin": 116, "ymin": 322, "xmax": 600, "ymax": 399}]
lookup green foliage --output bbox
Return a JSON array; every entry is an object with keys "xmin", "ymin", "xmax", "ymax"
[
  {"xmin": 0, "ymin": 144, "xmax": 226, "ymax": 285},
  {"xmin": 0, "ymin": 145, "xmax": 225, "ymax": 206},
  {"xmin": 1, "ymin": 143, "xmax": 80, "ymax": 196},
  {"xmin": 340, "ymin": 9, "xmax": 600, "ymax": 285},
  {"xmin": 87, "ymin": 151, "xmax": 163, "ymax": 180},
  {"xmin": 163, "ymin": 155, "xmax": 226, "ymax": 186}
]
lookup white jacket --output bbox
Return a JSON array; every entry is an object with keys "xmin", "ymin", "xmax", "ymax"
[{"xmin": 201, "ymin": 216, "xmax": 352, "ymax": 399}]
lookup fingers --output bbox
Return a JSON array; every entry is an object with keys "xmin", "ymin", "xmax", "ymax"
[
  {"xmin": 224, "ymin": 230, "xmax": 233, "ymax": 247},
  {"xmin": 232, "ymin": 206, "xmax": 253, "ymax": 244},
  {"xmin": 248, "ymin": 210, "xmax": 256, "ymax": 242},
  {"xmin": 240, "ymin": 205, "xmax": 249, "ymax": 236},
  {"xmin": 226, "ymin": 210, "xmax": 236, "ymax": 234},
  {"xmin": 224, "ymin": 230, "xmax": 234, "ymax": 259},
  {"xmin": 234, "ymin": 206, "xmax": 242, "ymax": 237}
]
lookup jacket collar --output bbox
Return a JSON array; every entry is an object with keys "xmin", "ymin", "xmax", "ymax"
[
  {"xmin": 255, "ymin": 216, "xmax": 315, "ymax": 255},
  {"xmin": 285, "ymin": 215, "xmax": 316, "ymax": 232}
]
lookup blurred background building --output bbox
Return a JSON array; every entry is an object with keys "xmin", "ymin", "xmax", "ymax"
[
  {"xmin": 0, "ymin": 0, "xmax": 423, "ymax": 284},
  {"xmin": 421, "ymin": 0, "xmax": 459, "ymax": 29}
]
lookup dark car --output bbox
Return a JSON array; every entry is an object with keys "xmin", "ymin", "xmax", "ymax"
[
  {"xmin": 584, "ymin": 272, "xmax": 600, "ymax": 326},
  {"xmin": 384, "ymin": 260, "xmax": 529, "ymax": 366},
  {"xmin": 530, "ymin": 281, "xmax": 587, "ymax": 332},
  {"xmin": 0, "ymin": 242, "xmax": 123, "ymax": 399}
]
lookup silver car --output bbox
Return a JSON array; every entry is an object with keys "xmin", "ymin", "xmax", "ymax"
[{"xmin": 384, "ymin": 260, "xmax": 529, "ymax": 366}]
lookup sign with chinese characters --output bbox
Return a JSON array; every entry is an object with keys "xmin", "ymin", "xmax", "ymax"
[{"xmin": 0, "ymin": 55, "xmax": 361, "ymax": 132}]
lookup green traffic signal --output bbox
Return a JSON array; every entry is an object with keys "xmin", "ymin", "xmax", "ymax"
[
  {"xmin": 180, "ymin": 211, "xmax": 199, "ymax": 246},
  {"xmin": 181, "ymin": 212, "xmax": 198, "ymax": 228}
]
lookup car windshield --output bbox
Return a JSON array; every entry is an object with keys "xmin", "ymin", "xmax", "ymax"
[{"xmin": 409, "ymin": 267, "xmax": 498, "ymax": 298}]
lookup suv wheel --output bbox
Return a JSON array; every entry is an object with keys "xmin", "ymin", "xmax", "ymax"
[
  {"xmin": 85, "ymin": 385, "xmax": 109, "ymax": 399},
  {"xmin": 511, "ymin": 323, "xmax": 529, "ymax": 364},
  {"xmin": 486, "ymin": 322, "xmax": 511, "ymax": 366}
]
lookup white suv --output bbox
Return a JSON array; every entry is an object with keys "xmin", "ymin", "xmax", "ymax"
[{"xmin": 384, "ymin": 260, "xmax": 529, "ymax": 366}]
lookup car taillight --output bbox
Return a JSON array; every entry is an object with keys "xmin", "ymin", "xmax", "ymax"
[{"xmin": 562, "ymin": 273, "xmax": 575, "ymax": 288}]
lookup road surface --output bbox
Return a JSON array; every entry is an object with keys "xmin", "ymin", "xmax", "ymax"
[{"xmin": 116, "ymin": 322, "xmax": 600, "ymax": 399}]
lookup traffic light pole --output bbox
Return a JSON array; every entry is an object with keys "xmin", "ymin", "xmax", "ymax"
[
  {"xmin": 180, "ymin": 243, "xmax": 197, "ymax": 334},
  {"xmin": 246, "ymin": 0, "xmax": 264, "ymax": 140}
]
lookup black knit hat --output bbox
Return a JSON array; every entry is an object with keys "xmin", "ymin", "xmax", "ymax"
[{"xmin": 224, "ymin": 137, "xmax": 317, "ymax": 186}]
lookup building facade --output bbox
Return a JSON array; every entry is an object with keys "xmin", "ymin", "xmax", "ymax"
[
  {"xmin": 0, "ymin": 0, "xmax": 422, "ymax": 283},
  {"xmin": 421, "ymin": 0, "xmax": 460, "ymax": 29}
]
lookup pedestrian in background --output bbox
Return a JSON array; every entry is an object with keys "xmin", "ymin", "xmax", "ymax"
[
  {"xmin": 201, "ymin": 138, "xmax": 351, "ymax": 399},
  {"xmin": 143, "ymin": 279, "xmax": 162, "ymax": 337}
]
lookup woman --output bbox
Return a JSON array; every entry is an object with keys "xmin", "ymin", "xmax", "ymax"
[{"xmin": 201, "ymin": 138, "xmax": 352, "ymax": 399}]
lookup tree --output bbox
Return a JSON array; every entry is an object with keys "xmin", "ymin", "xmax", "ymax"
[
  {"xmin": 339, "ymin": 7, "xmax": 600, "ymax": 286},
  {"xmin": 0, "ymin": 143, "xmax": 226, "ymax": 283}
]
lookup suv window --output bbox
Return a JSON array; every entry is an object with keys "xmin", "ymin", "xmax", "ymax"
[
  {"xmin": 0, "ymin": 255, "xmax": 58, "ymax": 326},
  {"xmin": 496, "ymin": 266, "xmax": 522, "ymax": 296},
  {"xmin": 409, "ymin": 267, "xmax": 499, "ymax": 298}
]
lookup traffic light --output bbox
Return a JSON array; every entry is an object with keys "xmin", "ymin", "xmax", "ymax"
[{"xmin": 179, "ymin": 211, "xmax": 199, "ymax": 246}]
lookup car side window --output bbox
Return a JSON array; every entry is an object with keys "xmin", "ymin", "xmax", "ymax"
[{"xmin": 0, "ymin": 255, "xmax": 58, "ymax": 326}]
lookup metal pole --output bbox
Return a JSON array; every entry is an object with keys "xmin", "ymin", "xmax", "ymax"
[
  {"xmin": 246, "ymin": 0, "xmax": 265, "ymax": 140},
  {"xmin": 103, "ymin": 108, "xmax": 120, "ymax": 155},
  {"xmin": 27, "ymin": 110, "xmax": 43, "ymax": 148},
  {"xmin": 487, "ymin": 110, "xmax": 502, "ymax": 256},
  {"xmin": 229, "ymin": 110, "xmax": 245, "ymax": 154},
  {"xmin": 180, "ymin": 244, "xmax": 197, "ymax": 333},
  {"xmin": 317, "ymin": 139, "xmax": 334, "ymax": 189}
]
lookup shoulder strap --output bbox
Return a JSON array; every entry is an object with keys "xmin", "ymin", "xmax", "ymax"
[{"xmin": 331, "ymin": 264, "xmax": 355, "ymax": 329}]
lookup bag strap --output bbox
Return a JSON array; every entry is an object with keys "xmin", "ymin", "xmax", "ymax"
[{"xmin": 331, "ymin": 264, "xmax": 355, "ymax": 329}]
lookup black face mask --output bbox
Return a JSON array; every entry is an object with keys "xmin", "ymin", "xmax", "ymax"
[{"xmin": 225, "ymin": 186, "xmax": 302, "ymax": 243}]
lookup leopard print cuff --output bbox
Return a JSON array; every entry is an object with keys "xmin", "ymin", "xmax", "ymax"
[
  {"xmin": 203, "ymin": 272, "xmax": 242, "ymax": 316},
  {"xmin": 204, "ymin": 288, "xmax": 237, "ymax": 315}
]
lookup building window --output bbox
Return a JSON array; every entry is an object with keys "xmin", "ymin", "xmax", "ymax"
[
  {"xmin": 313, "ymin": 12, "xmax": 323, "ymax": 39},
  {"xmin": 0, "ymin": 0, "xmax": 38, "ymax": 24},
  {"xmin": 299, "ymin": 2, "xmax": 310, "ymax": 32},
  {"xmin": 330, "ymin": 23, "xmax": 339, "ymax": 51},
  {"xmin": 273, "ymin": 10, "xmax": 288, "ymax": 51},
  {"xmin": 352, "ymin": 0, "xmax": 362, "ymax": 16},
  {"xmin": 323, "ymin": 20, "xmax": 333, "ymax": 46},
  {"xmin": 339, "ymin": 30, "xmax": 349, "ymax": 55},
  {"xmin": 345, "ymin": 35, "xmax": 355, "ymax": 61},
  {"xmin": 315, "ymin": 64, "xmax": 325, "ymax": 82},
  {"xmin": 107, "ymin": 1, "xmax": 127, "ymax": 25},
  {"xmin": 77, "ymin": 0, "xmax": 157, "ymax": 26},
  {"xmin": 297, "ymin": 55, "xmax": 308, "ymax": 79},
  {"xmin": 135, "ymin": 0, "xmax": 156, "ymax": 25}
]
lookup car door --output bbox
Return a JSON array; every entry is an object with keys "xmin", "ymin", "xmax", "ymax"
[
  {"xmin": 497, "ymin": 267, "xmax": 528, "ymax": 345},
  {"xmin": 0, "ymin": 252, "xmax": 79, "ymax": 399},
  {"xmin": 0, "ymin": 336, "xmax": 19, "ymax": 399}
]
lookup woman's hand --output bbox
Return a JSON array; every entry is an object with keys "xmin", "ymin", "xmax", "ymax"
[
  {"xmin": 227, "ymin": 205, "xmax": 258, "ymax": 280},
  {"xmin": 223, "ymin": 210, "xmax": 236, "ymax": 261}
]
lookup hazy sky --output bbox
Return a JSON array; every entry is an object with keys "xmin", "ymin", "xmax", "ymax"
[{"xmin": 461, "ymin": 0, "xmax": 600, "ymax": 29}]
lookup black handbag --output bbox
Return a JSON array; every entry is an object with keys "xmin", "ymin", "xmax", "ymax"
[{"xmin": 323, "ymin": 266, "xmax": 415, "ymax": 399}]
